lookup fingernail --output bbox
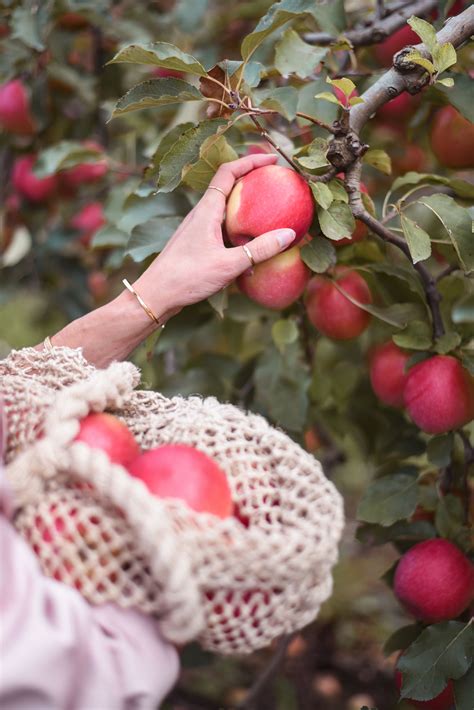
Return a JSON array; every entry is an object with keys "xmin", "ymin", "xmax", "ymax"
[{"xmin": 275, "ymin": 229, "xmax": 296, "ymax": 248}]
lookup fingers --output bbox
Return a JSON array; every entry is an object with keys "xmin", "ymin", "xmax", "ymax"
[
  {"xmin": 228, "ymin": 228, "xmax": 296, "ymax": 275},
  {"xmin": 200, "ymin": 153, "xmax": 278, "ymax": 213}
]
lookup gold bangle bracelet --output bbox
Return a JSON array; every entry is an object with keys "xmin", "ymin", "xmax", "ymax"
[{"xmin": 122, "ymin": 279, "xmax": 164, "ymax": 328}]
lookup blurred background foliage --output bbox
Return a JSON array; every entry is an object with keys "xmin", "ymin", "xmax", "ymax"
[{"xmin": 1, "ymin": 1, "xmax": 473, "ymax": 708}]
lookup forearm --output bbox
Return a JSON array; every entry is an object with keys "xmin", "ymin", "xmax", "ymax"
[{"xmin": 40, "ymin": 285, "xmax": 179, "ymax": 369}]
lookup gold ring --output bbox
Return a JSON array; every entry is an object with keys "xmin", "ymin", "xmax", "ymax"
[
  {"xmin": 207, "ymin": 185, "xmax": 227, "ymax": 197},
  {"xmin": 242, "ymin": 244, "xmax": 255, "ymax": 267}
]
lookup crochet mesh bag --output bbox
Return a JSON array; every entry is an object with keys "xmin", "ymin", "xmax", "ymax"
[{"xmin": 1, "ymin": 347, "xmax": 344, "ymax": 654}]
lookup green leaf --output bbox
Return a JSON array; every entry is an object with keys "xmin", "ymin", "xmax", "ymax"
[
  {"xmin": 434, "ymin": 331, "xmax": 461, "ymax": 354},
  {"xmin": 357, "ymin": 473, "xmax": 419, "ymax": 526},
  {"xmin": 407, "ymin": 16, "xmax": 437, "ymax": 54},
  {"xmin": 454, "ymin": 665, "xmax": 474, "ymax": 710},
  {"xmin": 349, "ymin": 96, "xmax": 364, "ymax": 106},
  {"xmin": 363, "ymin": 149, "xmax": 392, "ymax": 175},
  {"xmin": 437, "ymin": 77, "xmax": 454, "ymax": 87},
  {"xmin": 318, "ymin": 202, "xmax": 355, "ymax": 241},
  {"xmin": 157, "ymin": 119, "xmax": 227, "ymax": 192},
  {"xmin": 125, "ymin": 216, "xmax": 181, "ymax": 262},
  {"xmin": 432, "ymin": 42, "xmax": 457, "ymax": 74},
  {"xmin": 145, "ymin": 123, "xmax": 194, "ymax": 181},
  {"xmin": 314, "ymin": 91, "xmax": 341, "ymax": 105},
  {"xmin": 384, "ymin": 624, "xmax": 423, "ymax": 657},
  {"xmin": 328, "ymin": 178, "xmax": 348, "ymax": 203},
  {"xmin": 272, "ymin": 319, "xmax": 299, "ymax": 352},
  {"xmin": 295, "ymin": 137, "xmax": 329, "ymax": 170},
  {"xmin": 332, "ymin": 285, "xmax": 425, "ymax": 328},
  {"xmin": 418, "ymin": 194, "xmax": 474, "ymax": 273},
  {"xmin": 310, "ymin": 0, "xmax": 346, "ymax": 34},
  {"xmin": 274, "ymin": 29, "xmax": 326, "ymax": 79},
  {"xmin": 391, "ymin": 172, "xmax": 474, "ymax": 201},
  {"xmin": 241, "ymin": 0, "xmax": 317, "ymax": 62},
  {"xmin": 300, "ymin": 237, "xmax": 336, "ymax": 274},
  {"xmin": 224, "ymin": 60, "xmax": 264, "ymax": 88},
  {"xmin": 107, "ymin": 41, "xmax": 207, "ymax": 76},
  {"xmin": 452, "ymin": 293, "xmax": 474, "ymax": 324},
  {"xmin": 91, "ymin": 226, "xmax": 129, "ymax": 249},
  {"xmin": 208, "ymin": 289, "xmax": 228, "ymax": 318},
  {"xmin": 356, "ymin": 520, "xmax": 436, "ymax": 546},
  {"xmin": 426, "ymin": 433, "xmax": 453, "ymax": 467},
  {"xmin": 110, "ymin": 78, "xmax": 202, "ymax": 118},
  {"xmin": 183, "ymin": 134, "xmax": 237, "ymax": 191},
  {"xmin": 393, "ymin": 320, "xmax": 432, "ymax": 350},
  {"xmin": 254, "ymin": 343, "xmax": 310, "ymax": 432},
  {"xmin": 400, "ymin": 212, "xmax": 432, "ymax": 264},
  {"xmin": 257, "ymin": 86, "xmax": 299, "ymax": 120},
  {"xmin": 310, "ymin": 182, "xmax": 333, "ymax": 210},
  {"xmin": 435, "ymin": 494, "xmax": 467, "ymax": 545},
  {"xmin": 118, "ymin": 192, "xmax": 187, "ymax": 234},
  {"xmin": 404, "ymin": 51, "xmax": 436, "ymax": 75},
  {"xmin": 33, "ymin": 142, "xmax": 103, "ymax": 178},
  {"xmin": 398, "ymin": 621, "xmax": 474, "ymax": 702},
  {"xmin": 11, "ymin": 5, "xmax": 47, "ymax": 51},
  {"xmin": 435, "ymin": 73, "xmax": 474, "ymax": 123},
  {"xmin": 226, "ymin": 293, "xmax": 274, "ymax": 322}
]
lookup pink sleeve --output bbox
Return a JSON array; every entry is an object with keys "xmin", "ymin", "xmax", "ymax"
[{"xmin": 0, "ymin": 404, "xmax": 180, "ymax": 710}]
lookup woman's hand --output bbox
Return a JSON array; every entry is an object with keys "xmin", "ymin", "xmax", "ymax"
[
  {"xmin": 40, "ymin": 153, "xmax": 297, "ymax": 368},
  {"xmin": 132, "ymin": 153, "xmax": 296, "ymax": 319}
]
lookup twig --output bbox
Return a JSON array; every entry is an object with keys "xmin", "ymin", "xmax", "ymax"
[
  {"xmin": 248, "ymin": 114, "xmax": 307, "ymax": 176},
  {"xmin": 304, "ymin": 0, "xmax": 437, "ymax": 46},
  {"xmin": 435, "ymin": 264, "xmax": 459, "ymax": 282},
  {"xmin": 236, "ymin": 633, "xmax": 296, "ymax": 709},
  {"xmin": 458, "ymin": 430, "xmax": 473, "ymax": 526},
  {"xmin": 295, "ymin": 111, "xmax": 336, "ymax": 133}
]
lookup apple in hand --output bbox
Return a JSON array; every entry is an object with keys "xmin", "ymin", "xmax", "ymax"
[
  {"xmin": 305, "ymin": 267, "xmax": 372, "ymax": 340},
  {"xmin": 128, "ymin": 444, "xmax": 233, "ymax": 518},
  {"xmin": 225, "ymin": 165, "xmax": 314, "ymax": 248},
  {"xmin": 430, "ymin": 105, "xmax": 474, "ymax": 169},
  {"xmin": 394, "ymin": 538, "xmax": 474, "ymax": 622},
  {"xmin": 404, "ymin": 355, "xmax": 474, "ymax": 434},
  {"xmin": 74, "ymin": 412, "xmax": 140, "ymax": 467},
  {"xmin": 395, "ymin": 668, "xmax": 454, "ymax": 710},
  {"xmin": 237, "ymin": 246, "xmax": 310, "ymax": 309},
  {"xmin": 369, "ymin": 341, "xmax": 410, "ymax": 408},
  {"xmin": 12, "ymin": 155, "xmax": 58, "ymax": 202},
  {"xmin": 0, "ymin": 79, "xmax": 36, "ymax": 134},
  {"xmin": 71, "ymin": 202, "xmax": 106, "ymax": 246}
]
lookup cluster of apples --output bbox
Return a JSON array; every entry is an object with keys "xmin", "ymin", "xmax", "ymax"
[
  {"xmin": 0, "ymin": 78, "xmax": 108, "ymax": 248},
  {"xmin": 225, "ymin": 164, "xmax": 373, "ymax": 340}
]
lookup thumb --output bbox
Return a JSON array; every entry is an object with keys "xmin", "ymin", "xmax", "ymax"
[{"xmin": 229, "ymin": 228, "xmax": 296, "ymax": 274}]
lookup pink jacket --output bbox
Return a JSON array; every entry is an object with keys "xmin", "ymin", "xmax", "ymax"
[{"xmin": 0, "ymin": 404, "xmax": 179, "ymax": 709}]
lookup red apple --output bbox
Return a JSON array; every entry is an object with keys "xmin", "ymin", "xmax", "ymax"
[
  {"xmin": 394, "ymin": 538, "xmax": 474, "ymax": 622},
  {"xmin": 225, "ymin": 165, "xmax": 314, "ymax": 247},
  {"xmin": 305, "ymin": 267, "xmax": 372, "ymax": 340},
  {"xmin": 392, "ymin": 142, "xmax": 428, "ymax": 174},
  {"xmin": 0, "ymin": 79, "xmax": 36, "ymax": 134},
  {"xmin": 404, "ymin": 355, "xmax": 474, "ymax": 434},
  {"xmin": 334, "ymin": 174, "xmax": 369, "ymax": 246},
  {"xmin": 12, "ymin": 155, "xmax": 58, "ymax": 202},
  {"xmin": 374, "ymin": 24, "xmax": 420, "ymax": 67},
  {"xmin": 377, "ymin": 92, "xmax": 421, "ymax": 123},
  {"xmin": 74, "ymin": 412, "xmax": 140, "ymax": 467},
  {"xmin": 237, "ymin": 246, "xmax": 310, "ymax": 309},
  {"xmin": 62, "ymin": 141, "xmax": 108, "ymax": 189},
  {"xmin": 430, "ymin": 106, "xmax": 474, "ymax": 169},
  {"xmin": 369, "ymin": 341, "xmax": 410, "ymax": 408},
  {"xmin": 71, "ymin": 202, "xmax": 106, "ymax": 246},
  {"xmin": 57, "ymin": 12, "xmax": 89, "ymax": 29},
  {"xmin": 395, "ymin": 669, "xmax": 454, "ymax": 710},
  {"xmin": 128, "ymin": 444, "xmax": 233, "ymax": 518}
]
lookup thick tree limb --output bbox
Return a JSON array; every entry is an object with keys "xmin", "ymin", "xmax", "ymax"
[{"xmin": 304, "ymin": 0, "xmax": 437, "ymax": 46}]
